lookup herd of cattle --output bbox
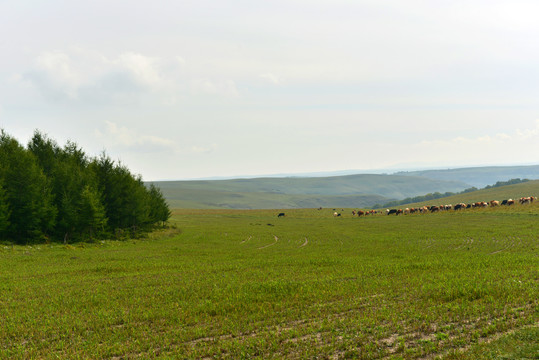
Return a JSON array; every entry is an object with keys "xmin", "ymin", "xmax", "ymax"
[
  {"xmin": 382, "ymin": 196, "xmax": 537, "ymax": 216},
  {"xmin": 276, "ymin": 196, "xmax": 537, "ymax": 218},
  {"xmin": 328, "ymin": 196, "xmax": 537, "ymax": 217}
]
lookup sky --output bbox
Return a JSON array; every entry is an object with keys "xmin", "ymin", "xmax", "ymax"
[{"xmin": 1, "ymin": 0, "xmax": 539, "ymax": 180}]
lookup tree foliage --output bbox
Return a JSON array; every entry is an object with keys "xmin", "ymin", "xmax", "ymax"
[{"xmin": 0, "ymin": 129, "xmax": 171, "ymax": 244}]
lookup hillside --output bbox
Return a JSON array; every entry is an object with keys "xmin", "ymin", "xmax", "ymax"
[
  {"xmin": 396, "ymin": 165, "xmax": 539, "ymax": 188},
  {"xmin": 153, "ymin": 174, "xmax": 468, "ymax": 209},
  {"xmin": 394, "ymin": 179, "xmax": 539, "ymax": 209}
]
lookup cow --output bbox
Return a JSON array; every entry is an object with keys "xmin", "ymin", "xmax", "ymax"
[
  {"xmin": 501, "ymin": 199, "xmax": 508, "ymax": 206},
  {"xmin": 277, "ymin": 213, "xmax": 285, "ymax": 217},
  {"xmin": 454, "ymin": 203, "xmax": 466, "ymax": 210},
  {"xmin": 490, "ymin": 200, "xmax": 500, "ymax": 207},
  {"xmin": 430, "ymin": 206, "xmax": 440, "ymax": 213},
  {"xmin": 386, "ymin": 209, "xmax": 398, "ymax": 215},
  {"xmin": 334, "ymin": 212, "xmax": 341, "ymax": 217},
  {"xmin": 520, "ymin": 196, "xmax": 536, "ymax": 204},
  {"xmin": 507, "ymin": 199, "xmax": 515, "ymax": 206},
  {"xmin": 357, "ymin": 210, "xmax": 365, "ymax": 217}
]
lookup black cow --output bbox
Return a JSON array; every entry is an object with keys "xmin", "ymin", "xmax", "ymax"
[
  {"xmin": 387, "ymin": 209, "xmax": 398, "ymax": 215},
  {"xmin": 277, "ymin": 213, "xmax": 285, "ymax": 217}
]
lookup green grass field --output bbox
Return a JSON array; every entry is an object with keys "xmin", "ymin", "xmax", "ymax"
[{"xmin": 1, "ymin": 202, "xmax": 538, "ymax": 358}]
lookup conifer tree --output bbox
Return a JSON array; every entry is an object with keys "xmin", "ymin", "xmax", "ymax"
[
  {"xmin": 0, "ymin": 131, "xmax": 57, "ymax": 243},
  {"xmin": 0, "ymin": 182, "xmax": 10, "ymax": 237},
  {"xmin": 78, "ymin": 184, "xmax": 108, "ymax": 239},
  {"xmin": 148, "ymin": 183, "xmax": 171, "ymax": 226}
]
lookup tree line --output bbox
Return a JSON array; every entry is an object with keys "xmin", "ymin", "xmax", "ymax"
[
  {"xmin": 381, "ymin": 178, "xmax": 530, "ymax": 208},
  {"xmin": 0, "ymin": 130, "xmax": 171, "ymax": 244}
]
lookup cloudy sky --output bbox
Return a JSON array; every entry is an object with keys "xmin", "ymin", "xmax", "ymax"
[{"xmin": 1, "ymin": 1, "xmax": 539, "ymax": 180}]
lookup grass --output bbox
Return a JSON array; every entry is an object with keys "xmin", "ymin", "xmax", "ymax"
[{"xmin": 0, "ymin": 203, "xmax": 538, "ymax": 359}]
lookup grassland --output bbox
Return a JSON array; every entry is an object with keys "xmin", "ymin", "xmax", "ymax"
[{"xmin": 1, "ymin": 195, "xmax": 538, "ymax": 359}]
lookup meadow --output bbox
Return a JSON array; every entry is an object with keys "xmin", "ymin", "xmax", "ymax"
[{"xmin": 1, "ymin": 203, "xmax": 538, "ymax": 359}]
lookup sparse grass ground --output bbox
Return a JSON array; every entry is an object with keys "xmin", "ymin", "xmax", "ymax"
[{"xmin": 1, "ymin": 203, "xmax": 538, "ymax": 359}]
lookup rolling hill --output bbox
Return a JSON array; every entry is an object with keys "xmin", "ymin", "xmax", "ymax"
[
  {"xmin": 152, "ymin": 165, "xmax": 539, "ymax": 209},
  {"xmin": 395, "ymin": 165, "xmax": 539, "ymax": 188},
  {"xmin": 393, "ymin": 179, "xmax": 539, "ymax": 209},
  {"xmin": 152, "ymin": 174, "xmax": 469, "ymax": 209}
]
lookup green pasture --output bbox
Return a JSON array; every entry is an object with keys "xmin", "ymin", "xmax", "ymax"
[{"xmin": 1, "ymin": 204, "xmax": 538, "ymax": 359}]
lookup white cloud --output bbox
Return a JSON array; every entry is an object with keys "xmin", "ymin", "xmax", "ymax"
[
  {"xmin": 516, "ymin": 119, "xmax": 539, "ymax": 139},
  {"xmin": 191, "ymin": 144, "xmax": 217, "ymax": 154},
  {"xmin": 96, "ymin": 121, "xmax": 176, "ymax": 152},
  {"xmin": 190, "ymin": 78, "xmax": 240, "ymax": 97},
  {"xmin": 259, "ymin": 73, "xmax": 282, "ymax": 85},
  {"xmin": 20, "ymin": 49, "xmax": 179, "ymax": 103}
]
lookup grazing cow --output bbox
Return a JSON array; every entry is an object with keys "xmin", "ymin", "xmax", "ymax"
[
  {"xmin": 501, "ymin": 199, "xmax": 508, "ymax": 206},
  {"xmin": 473, "ymin": 201, "xmax": 488, "ymax": 208},
  {"xmin": 357, "ymin": 210, "xmax": 365, "ymax": 217},
  {"xmin": 334, "ymin": 212, "xmax": 341, "ymax": 217},
  {"xmin": 387, "ymin": 209, "xmax": 398, "ymax": 215},
  {"xmin": 396, "ymin": 209, "xmax": 403, "ymax": 215},
  {"xmin": 507, "ymin": 199, "xmax": 515, "ymax": 206},
  {"xmin": 277, "ymin": 213, "xmax": 285, "ymax": 217},
  {"xmin": 352, "ymin": 210, "xmax": 356, "ymax": 216},
  {"xmin": 490, "ymin": 200, "xmax": 500, "ymax": 207},
  {"xmin": 430, "ymin": 206, "xmax": 440, "ymax": 213},
  {"xmin": 454, "ymin": 203, "xmax": 466, "ymax": 210}
]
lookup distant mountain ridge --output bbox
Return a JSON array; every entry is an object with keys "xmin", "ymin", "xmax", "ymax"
[
  {"xmin": 395, "ymin": 165, "xmax": 539, "ymax": 188},
  {"xmin": 151, "ymin": 164, "xmax": 539, "ymax": 209},
  {"xmin": 152, "ymin": 174, "xmax": 468, "ymax": 209}
]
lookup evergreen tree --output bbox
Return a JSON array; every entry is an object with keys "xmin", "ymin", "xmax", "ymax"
[
  {"xmin": 1, "ymin": 129, "xmax": 170, "ymax": 243},
  {"xmin": 78, "ymin": 184, "xmax": 107, "ymax": 240},
  {"xmin": 0, "ymin": 131, "xmax": 57, "ymax": 243},
  {"xmin": 0, "ymin": 182, "xmax": 10, "ymax": 237},
  {"xmin": 147, "ymin": 183, "xmax": 171, "ymax": 226}
]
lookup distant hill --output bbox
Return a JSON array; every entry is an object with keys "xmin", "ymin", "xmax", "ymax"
[
  {"xmin": 395, "ymin": 165, "xmax": 539, "ymax": 188},
  {"xmin": 393, "ymin": 179, "xmax": 539, "ymax": 209},
  {"xmin": 152, "ymin": 174, "xmax": 469, "ymax": 209}
]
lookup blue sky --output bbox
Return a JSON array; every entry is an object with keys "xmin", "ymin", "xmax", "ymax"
[{"xmin": 1, "ymin": 0, "xmax": 539, "ymax": 180}]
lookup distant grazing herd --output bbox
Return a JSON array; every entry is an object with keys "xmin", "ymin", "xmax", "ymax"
[
  {"xmin": 276, "ymin": 196, "xmax": 537, "ymax": 218},
  {"xmin": 382, "ymin": 196, "xmax": 537, "ymax": 216}
]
